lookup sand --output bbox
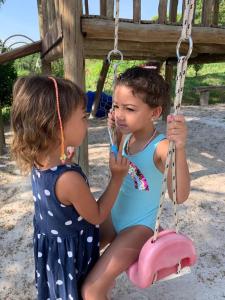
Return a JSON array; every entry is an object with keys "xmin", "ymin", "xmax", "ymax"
[{"xmin": 0, "ymin": 104, "xmax": 225, "ymax": 300}]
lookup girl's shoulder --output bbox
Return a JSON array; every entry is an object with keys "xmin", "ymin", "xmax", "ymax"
[{"xmin": 154, "ymin": 135, "xmax": 169, "ymax": 160}]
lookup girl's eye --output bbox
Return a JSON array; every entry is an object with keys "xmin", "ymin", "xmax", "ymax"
[
  {"xmin": 126, "ymin": 107, "xmax": 135, "ymax": 112},
  {"xmin": 113, "ymin": 105, "xmax": 119, "ymax": 110}
]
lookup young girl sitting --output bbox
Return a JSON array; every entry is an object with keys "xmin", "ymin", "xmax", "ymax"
[
  {"xmin": 11, "ymin": 76, "xmax": 129, "ymax": 300},
  {"xmin": 82, "ymin": 66, "xmax": 190, "ymax": 300}
]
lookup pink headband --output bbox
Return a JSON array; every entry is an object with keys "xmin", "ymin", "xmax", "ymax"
[{"xmin": 48, "ymin": 76, "xmax": 67, "ymax": 163}]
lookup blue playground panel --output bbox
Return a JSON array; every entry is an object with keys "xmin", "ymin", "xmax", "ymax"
[{"xmin": 86, "ymin": 91, "xmax": 112, "ymax": 118}]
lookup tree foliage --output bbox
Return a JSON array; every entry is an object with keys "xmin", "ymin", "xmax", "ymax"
[{"xmin": 0, "ymin": 42, "xmax": 17, "ymax": 107}]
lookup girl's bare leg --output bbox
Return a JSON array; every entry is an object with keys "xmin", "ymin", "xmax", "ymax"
[{"xmin": 82, "ymin": 225, "xmax": 153, "ymax": 300}]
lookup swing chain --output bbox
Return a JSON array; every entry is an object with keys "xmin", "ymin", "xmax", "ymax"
[
  {"xmin": 107, "ymin": 0, "xmax": 123, "ymax": 148},
  {"xmin": 153, "ymin": 0, "xmax": 195, "ymax": 242}
]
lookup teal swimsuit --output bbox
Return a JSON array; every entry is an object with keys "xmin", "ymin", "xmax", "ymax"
[{"xmin": 111, "ymin": 134, "xmax": 165, "ymax": 233}]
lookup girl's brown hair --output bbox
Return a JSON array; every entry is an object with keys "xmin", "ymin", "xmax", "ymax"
[
  {"xmin": 115, "ymin": 65, "xmax": 169, "ymax": 114},
  {"xmin": 11, "ymin": 76, "xmax": 86, "ymax": 173}
]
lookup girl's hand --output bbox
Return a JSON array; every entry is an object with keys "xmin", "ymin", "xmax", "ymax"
[
  {"xmin": 109, "ymin": 142, "xmax": 129, "ymax": 179},
  {"xmin": 167, "ymin": 114, "xmax": 187, "ymax": 150},
  {"xmin": 107, "ymin": 109, "xmax": 115, "ymax": 128}
]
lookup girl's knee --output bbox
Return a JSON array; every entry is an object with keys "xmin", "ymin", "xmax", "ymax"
[{"xmin": 81, "ymin": 281, "xmax": 100, "ymax": 300}]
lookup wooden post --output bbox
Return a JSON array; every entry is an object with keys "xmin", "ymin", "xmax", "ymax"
[
  {"xmin": 62, "ymin": 0, "xmax": 88, "ymax": 175},
  {"xmin": 37, "ymin": 0, "xmax": 52, "ymax": 74},
  {"xmin": 163, "ymin": 61, "xmax": 173, "ymax": 121},
  {"xmin": 212, "ymin": 0, "xmax": 219, "ymax": 26},
  {"xmin": 84, "ymin": 0, "xmax": 89, "ymax": 15},
  {"xmin": 91, "ymin": 57, "xmax": 110, "ymax": 117},
  {"xmin": 202, "ymin": 0, "xmax": 214, "ymax": 26},
  {"xmin": 169, "ymin": 0, "xmax": 178, "ymax": 23},
  {"xmin": 199, "ymin": 91, "xmax": 209, "ymax": 106},
  {"xmin": 100, "ymin": 0, "xmax": 107, "ymax": 16},
  {"xmin": 106, "ymin": 0, "xmax": 114, "ymax": 18},
  {"xmin": 158, "ymin": 0, "xmax": 167, "ymax": 24},
  {"xmin": 133, "ymin": 0, "xmax": 141, "ymax": 23}
]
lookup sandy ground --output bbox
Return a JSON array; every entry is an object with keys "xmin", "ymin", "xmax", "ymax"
[{"xmin": 0, "ymin": 105, "xmax": 225, "ymax": 300}]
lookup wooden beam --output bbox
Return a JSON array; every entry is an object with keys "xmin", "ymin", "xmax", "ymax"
[
  {"xmin": 37, "ymin": 0, "xmax": 51, "ymax": 74},
  {"xmin": 106, "ymin": 0, "xmax": 114, "ymax": 18},
  {"xmin": 100, "ymin": 0, "xmax": 107, "ymax": 16},
  {"xmin": 169, "ymin": 0, "xmax": 178, "ymax": 23},
  {"xmin": 0, "ymin": 41, "xmax": 42, "ymax": 64},
  {"xmin": 158, "ymin": 0, "xmax": 167, "ymax": 24},
  {"xmin": 82, "ymin": 18, "xmax": 225, "ymax": 45},
  {"xmin": 168, "ymin": 53, "xmax": 225, "ymax": 64},
  {"xmin": 62, "ymin": 0, "xmax": 88, "ymax": 175},
  {"xmin": 91, "ymin": 58, "xmax": 110, "ymax": 117},
  {"xmin": 133, "ymin": 0, "xmax": 141, "ymax": 23}
]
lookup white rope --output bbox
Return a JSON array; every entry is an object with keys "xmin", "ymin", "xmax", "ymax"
[{"xmin": 153, "ymin": 0, "xmax": 195, "ymax": 242}]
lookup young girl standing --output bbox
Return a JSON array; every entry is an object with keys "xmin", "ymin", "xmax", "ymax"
[
  {"xmin": 82, "ymin": 66, "xmax": 190, "ymax": 300},
  {"xmin": 11, "ymin": 76, "xmax": 129, "ymax": 300}
]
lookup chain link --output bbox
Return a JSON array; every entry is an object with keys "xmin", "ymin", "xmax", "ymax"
[{"xmin": 153, "ymin": 0, "xmax": 195, "ymax": 242}]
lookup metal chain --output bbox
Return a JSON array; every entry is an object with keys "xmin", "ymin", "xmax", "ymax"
[
  {"xmin": 107, "ymin": 0, "xmax": 123, "ymax": 147},
  {"xmin": 153, "ymin": 0, "xmax": 195, "ymax": 242}
]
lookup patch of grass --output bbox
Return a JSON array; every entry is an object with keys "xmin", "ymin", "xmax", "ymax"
[
  {"xmin": 85, "ymin": 61, "xmax": 225, "ymax": 105},
  {"xmin": 2, "ymin": 106, "xmax": 11, "ymax": 123}
]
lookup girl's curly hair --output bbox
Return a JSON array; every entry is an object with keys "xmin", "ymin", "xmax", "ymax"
[
  {"xmin": 11, "ymin": 76, "xmax": 86, "ymax": 173},
  {"xmin": 115, "ymin": 65, "xmax": 169, "ymax": 114}
]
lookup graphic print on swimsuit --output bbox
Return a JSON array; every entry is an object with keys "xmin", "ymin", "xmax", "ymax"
[{"xmin": 128, "ymin": 161, "xmax": 149, "ymax": 191}]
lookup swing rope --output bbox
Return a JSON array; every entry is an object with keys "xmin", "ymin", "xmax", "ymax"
[{"xmin": 153, "ymin": 0, "xmax": 195, "ymax": 242}]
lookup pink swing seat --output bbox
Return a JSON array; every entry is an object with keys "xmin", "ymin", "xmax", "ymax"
[{"xmin": 127, "ymin": 229, "xmax": 197, "ymax": 288}]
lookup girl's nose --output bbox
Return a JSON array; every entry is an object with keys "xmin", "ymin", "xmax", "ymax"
[{"xmin": 115, "ymin": 108, "xmax": 124, "ymax": 121}]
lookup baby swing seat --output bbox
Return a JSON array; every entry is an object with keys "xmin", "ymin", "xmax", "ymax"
[{"xmin": 127, "ymin": 230, "xmax": 197, "ymax": 288}]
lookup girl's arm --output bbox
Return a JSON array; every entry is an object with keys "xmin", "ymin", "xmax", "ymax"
[
  {"xmin": 156, "ymin": 114, "xmax": 190, "ymax": 204},
  {"xmin": 55, "ymin": 151, "xmax": 129, "ymax": 225}
]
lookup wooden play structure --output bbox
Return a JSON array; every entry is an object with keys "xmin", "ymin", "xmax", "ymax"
[{"xmin": 0, "ymin": 0, "xmax": 225, "ymax": 172}]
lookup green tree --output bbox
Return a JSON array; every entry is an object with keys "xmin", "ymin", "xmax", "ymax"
[
  {"xmin": 193, "ymin": 64, "xmax": 203, "ymax": 77},
  {"xmin": 0, "ymin": 42, "xmax": 17, "ymax": 154}
]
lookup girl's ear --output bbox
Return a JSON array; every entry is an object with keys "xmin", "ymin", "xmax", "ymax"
[{"xmin": 151, "ymin": 106, "xmax": 162, "ymax": 121}]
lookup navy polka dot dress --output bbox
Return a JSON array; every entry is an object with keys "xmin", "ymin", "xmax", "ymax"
[{"xmin": 31, "ymin": 164, "xmax": 99, "ymax": 300}]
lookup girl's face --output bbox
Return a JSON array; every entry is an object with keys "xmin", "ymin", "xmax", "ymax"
[
  {"xmin": 63, "ymin": 105, "xmax": 88, "ymax": 148},
  {"xmin": 113, "ymin": 85, "xmax": 159, "ymax": 134}
]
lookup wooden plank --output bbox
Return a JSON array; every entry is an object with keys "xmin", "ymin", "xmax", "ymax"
[
  {"xmin": 106, "ymin": 0, "xmax": 114, "ymax": 18},
  {"xmin": 133, "ymin": 0, "xmax": 141, "ymax": 23},
  {"xmin": 100, "ymin": 0, "xmax": 107, "ymax": 16},
  {"xmin": 169, "ymin": 0, "xmax": 178, "ymax": 23},
  {"xmin": 0, "ymin": 41, "xmax": 42, "ymax": 64},
  {"xmin": 82, "ymin": 18, "xmax": 225, "ymax": 45},
  {"xmin": 91, "ymin": 58, "xmax": 110, "ymax": 117},
  {"xmin": 168, "ymin": 53, "xmax": 225, "ymax": 64},
  {"xmin": 193, "ymin": 85, "xmax": 225, "ymax": 91},
  {"xmin": 158, "ymin": 0, "xmax": 167, "ymax": 24},
  {"xmin": 62, "ymin": 0, "xmax": 88, "ymax": 175}
]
